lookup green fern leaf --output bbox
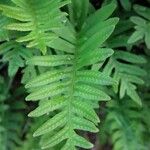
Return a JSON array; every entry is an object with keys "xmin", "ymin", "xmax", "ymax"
[
  {"xmin": 25, "ymin": 2, "xmax": 118, "ymax": 149},
  {"xmin": 105, "ymin": 98, "xmax": 149, "ymax": 150},
  {"xmin": 28, "ymin": 97, "xmax": 66, "ymax": 117},
  {"xmin": 0, "ymin": 77, "xmax": 26, "ymax": 150}
]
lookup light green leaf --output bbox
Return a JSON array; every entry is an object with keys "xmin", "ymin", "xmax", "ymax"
[
  {"xmin": 75, "ymin": 84, "xmax": 111, "ymax": 101},
  {"xmin": 73, "ymin": 134, "xmax": 93, "ymax": 149},
  {"xmin": 26, "ymin": 55, "xmax": 74, "ymax": 67},
  {"xmin": 26, "ymin": 82, "xmax": 69, "ymax": 101},
  {"xmin": 72, "ymin": 116, "xmax": 99, "ymax": 133},
  {"xmin": 28, "ymin": 97, "xmax": 66, "ymax": 117},
  {"xmin": 78, "ymin": 48, "xmax": 114, "ymax": 68},
  {"xmin": 33, "ymin": 111, "xmax": 67, "ymax": 137},
  {"xmin": 76, "ymin": 70, "xmax": 115, "ymax": 86}
]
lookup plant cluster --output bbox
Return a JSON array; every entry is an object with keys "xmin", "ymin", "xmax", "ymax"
[{"xmin": 0, "ymin": 0, "xmax": 149, "ymax": 150}]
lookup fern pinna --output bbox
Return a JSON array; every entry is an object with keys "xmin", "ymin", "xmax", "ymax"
[{"xmin": 0, "ymin": 0, "xmax": 119, "ymax": 149}]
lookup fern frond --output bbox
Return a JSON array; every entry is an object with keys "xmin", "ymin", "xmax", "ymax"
[
  {"xmin": 128, "ymin": 5, "xmax": 150, "ymax": 49},
  {"xmin": 0, "ymin": 77, "xmax": 26, "ymax": 150},
  {"xmin": 0, "ymin": 0, "xmax": 70, "ymax": 54},
  {"xmin": 25, "ymin": 3, "xmax": 119, "ymax": 149},
  {"xmin": 105, "ymin": 98, "xmax": 149, "ymax": 150},
  {"xmin": 103, "ymin": 50, "xmax": 147, "ymax": 105},
  {"xmin": 0, "ymin": 41, "xmax": 32, "ymax": 76}
]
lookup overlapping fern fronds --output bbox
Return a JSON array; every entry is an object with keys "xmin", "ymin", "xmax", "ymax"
[{"xmin": 0, "ymin": 0, "xmax": 70, "ymax": 54}]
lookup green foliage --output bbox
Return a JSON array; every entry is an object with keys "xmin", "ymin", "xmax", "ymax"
[
  {"xmin": 0, "ymin": 0, "xmax": 70, "ymax": 54},
  {"xmin": 0, "ymin": 41, "xmax": 32, "ymax": 76},
  {"xmin": 0, "ymin": 14, "xmax": 10, "ymax": 41},
  {"xmin": 103, "ymin": 51, "xmax": 146, "ymax": 106},
  {"xmin": 104, "ymin": 98, "xmax": 149, "ymax": 150},
  {"xmin": 0, "ymin": 0, "xmax": 149, "ymax": 150},
  {"xmin": 16, "ymin": 119, "xmax": 42, "ymax": 150},
  {"xmin": 128, "ymin": 5, "xmax": 150, "ymax": 49},
  {"xmin": 0, "ymin": 77, "xmax": 26, "ymax": 150},
  {"xmin": 24, "ymin": 3, "xmax": 118, "ymax": 149},
  {"xmin": 103, "ymin": 0, "xmax": 132, "ymax": 11}
]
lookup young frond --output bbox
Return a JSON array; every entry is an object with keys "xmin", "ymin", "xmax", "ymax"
[{"xmin": 25, "ymin": 3, "xmax": 119, "ymax": 150}]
